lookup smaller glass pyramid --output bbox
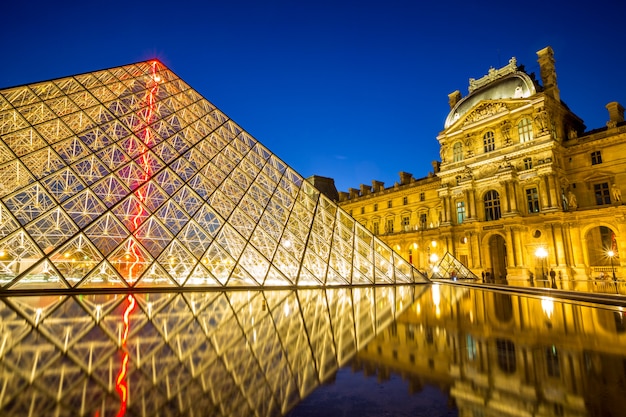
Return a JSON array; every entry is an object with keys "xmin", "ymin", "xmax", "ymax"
[{"xmin": 0, "ymin": 60, "xmax": 428, "ymax": 291}]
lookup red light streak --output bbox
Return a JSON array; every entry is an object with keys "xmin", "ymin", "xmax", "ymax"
[
  {"xmin": 127, "ymin": 61, "xmax": 161, "ymax": 281},
  {"xmin": 114, "ymin": 294, "xmax": 136, "ymax": 417}
]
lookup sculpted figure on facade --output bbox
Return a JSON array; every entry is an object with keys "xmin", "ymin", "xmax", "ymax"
[
  {"xmin": 534, "ymin": 107, "xmax": 549, "ymax": 133},
  {"xmin": 568, "ymin": 190, "xmax": 578, "ymax": 210},
  {"xmin": 612, "ymin": 183, "xmax": 622, "ymax": 202},
  {"xmin": 500, "ymin": 120, "xmax": 512, "ymax": 144}
]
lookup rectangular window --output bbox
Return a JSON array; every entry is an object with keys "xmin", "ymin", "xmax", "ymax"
[
  {"xmin": 372, "ymin": 222, "xmax": 379, "ymax": 235},
  {"xmin": 373, "ymin": 203, "xmax": 378, "ymax": 212},
  {"xmin": 419, "ymin": 213, "xmax": 427, "ymax": 228},
  {"xmin": 591, "ymin": 151, "xmax": 602, "ymax": 165},
  {"xmin": 403, "ymin": 196, "xmax": 408, "ymax": 205},
  {"xmin": 546, "ymin": 346, "xmax": 560, "ymax": 377},
  {"xmin": 419, "ymin": 192, "xmax": 425, "ymax": 201},
  {"xmin": 457, "ymin": 201, "xmax": 466, "ymax": 224},
  {"xmin": 387, "ymin": 200, "xmax": 392, "ymax": 208},
  {"xmin": 360, "ymin": 207, "xmax": 365, "ymax": 214},
  {"xmin": 526, "ymin": 187, "xmax": 540, "ymax": 213},
  {"xmin": 386, "ymin": 218, "xmax": 394, "ymax": 233},
  {"xmin": 594, "ymin": 182, "xmax": 611, "ymax": 205},
  {"xmin": 523, "ymin": 157, "xmax": 533, "ymax": 170},
  {"xmin": 402, "ymin": 216, "xmax": 410, "ymax": 230}
]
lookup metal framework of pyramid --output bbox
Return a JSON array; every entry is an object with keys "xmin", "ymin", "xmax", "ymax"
[
  {"xmin": 0, "ymin": 286, "xmax": 421, "ymax": 416},
  {"xmin": 0, "ymin": 60, "xmax": 427, "ymax": 291}
]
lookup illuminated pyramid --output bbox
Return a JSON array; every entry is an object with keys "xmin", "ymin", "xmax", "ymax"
[{"xmin": 0, "ymin": 61, "xmax": 427, "ymax": 291}]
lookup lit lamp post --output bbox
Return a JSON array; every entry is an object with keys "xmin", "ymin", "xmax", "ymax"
[
  {"xmin": 429, "ymin": 253, "xmax": 439, "ymax": 278},
  {"xmin": 535, "ymin": 247, "xmax": 548, "ymax": 281},
  {"xmin": 608, "ymin": 250, "xmax": 617, "ymax": 281}
]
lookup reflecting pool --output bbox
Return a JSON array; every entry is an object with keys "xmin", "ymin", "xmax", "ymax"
[{"xmin": 2, "ymin": 284, "xmax": 626, "ymax": 416}]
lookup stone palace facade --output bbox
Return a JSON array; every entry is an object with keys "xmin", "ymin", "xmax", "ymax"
[{"xmin": 335, "ymin": 47, "xmax": 626, "ymax": 286}]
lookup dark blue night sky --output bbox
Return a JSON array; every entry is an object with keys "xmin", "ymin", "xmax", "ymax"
[{"xmin": 2, "ymin": 0, "xmax": 625, "ymax": 192}]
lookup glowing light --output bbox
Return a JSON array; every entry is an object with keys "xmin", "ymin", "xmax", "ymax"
[
  {"xmin": 430, "ymin": 253, "xmax": 439, "ymax": 263},
  {"xmin": 0, "ymin": 250, "xmax": 5, "ymax": 257},
  {"xmin": 127, "ymin": 61, "xmax": 161, "ymax": 282},
  {"xmin": 115, "ymin": 294, "xmax": 136, "ymax": 417},
  {"xmin": 431, "ymin": 240, "xmax": 437, "ymax": 248},
  {"xmin": 431, "ymin": 283, "xmax": 441, "ymax": 307},
  {"xmin": 541, "ymin": 296, "xmax": 554, "ymax": 318},
  {"xmin": 535, "ymin": 246, "xmax": 548, "ymax": 259}
]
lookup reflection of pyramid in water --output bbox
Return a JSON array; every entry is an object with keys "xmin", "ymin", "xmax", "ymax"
[{"xmin": 0, "ymin": 61, "xmax": 428, "ymax": 291}]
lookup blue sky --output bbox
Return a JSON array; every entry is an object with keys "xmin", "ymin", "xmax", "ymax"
[{"xmin": 2, "ymin": 0, "xmax": 625, "ymax": 192}]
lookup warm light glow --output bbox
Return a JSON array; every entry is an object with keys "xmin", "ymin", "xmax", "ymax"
[
  {"xmin": 432, "ymin": 283, "xmax": 441, "ymax": 307},
  {"xmin": 535, "ymin": 246, "xmax": 548, "ymax": 259},
  {"xmin": 430, "ymin": 253, "xmax": 439, "ymax": 263},
  {"xmin": 541, "ymin": 296, "xmax": 554, "ymax": 318},
  {"xmin": 431, "ymin": 240, "xmax": 437, "ymax": 248},
  {"xmin": 608, "ymin": 250, "xmax": 615, "ymax": 258},
  {"xmin": 412, "ymin": 243, "xmax": 418, "ymax": 250},
  {"xmin": 115, "ymin": 294, "xmax": 136, "ymax": 417}
]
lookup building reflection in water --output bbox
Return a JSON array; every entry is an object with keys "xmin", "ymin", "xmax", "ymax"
[
  {"xmin": 354, "ymin": 283, "xmax": 626, "ymax": 417},
  {"xmin": 0, "ymin": 285, "xmax": 419, "ymax": 416}
]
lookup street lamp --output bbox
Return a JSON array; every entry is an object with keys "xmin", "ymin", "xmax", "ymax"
[
  {"xmin": 535, "ymin": 247, "xmax": 548, "ymax": 281},
  {"xmin": 608, "ymin": 250, "xmax": 617, "ymax": 281}
]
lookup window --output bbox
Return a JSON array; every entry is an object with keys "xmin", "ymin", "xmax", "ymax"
[
  {"xmin": 523, "ymin": 157, "xmax": 533, "ymax": 170},
  {"xmin": 419, "ymin": 213, "xmax": 427, "ymax": 228},
  {"xmin": 372, "ymin": 221, "xmax": 379, "ymax": 235},
  {"xmin": 591, "ymin": 151, "xmax": 602, "ymax": 165},
  {"xmin": 546, "ymin": 346, "xmax": 560, "ymax": 377},
  {"xmin": 496, "ymin": 339, "xmax": 516, "ymax": 374},
  {"xmin": 466, "ymin": 335, "xmax": 477, "ymax": 361},
  {"xmin": 403, "ymin": 196, "xmax": 408, "ymax": 205},
  {"xmin": 457, "ymin": 201, "xmax": 466, "ymax": 224},
  {"xmin": 518, "ymin": 118, "xmax": 533, "ymax": 142},
  {"xmin": 453, "ymin": 142, "xmax": 463, "ymax": 162},
  {"xmin": 484, "ymin": 190, "xmax": 501, "ymax": 221},
  {"xmin": 373, "ymin": 203, "xmax": 378, "ymax": 212},
  {"xmin": 360, "ymin": 207, "xmax": 365, "ymax": 215},
  {"xmin": 455, "ymin": 175, "xmax": 462, "ymax": 186},
  {"xmin": 386, "ymin": 218, "xmax": 394, "ymax": 233},
  {"xmin": 349, "ymin": 210, "xmax": 352, "ymax": 216},
  {"xmin": 387, "ymin": 200, "xmax": 392, "ymax": 209},
  {"xmin": 526, "ymin": 187, "xmax": 540, "ymax": 213},
  {"xmin": 419, "ymin": 192, "xmax": 425, "ymax": 201},
  {"xmin": 594, "ymin": 182, "xmax": 611, "ymax": 205},
  {"xmin": 402, "ymin": 216, "xmax": 410, "ymax": 230},
  {"xmin": 483, "ymin": 131, "xmax": 495, "ymax": 153}
]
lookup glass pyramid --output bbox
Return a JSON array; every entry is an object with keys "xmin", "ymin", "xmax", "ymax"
[
  {"xmin": 0, "ymin": 60, "xmax": 428, "ymax": 291},
  {"xmin": 0, "ymin": 286, "xmax": 422, "ymax": 416}
]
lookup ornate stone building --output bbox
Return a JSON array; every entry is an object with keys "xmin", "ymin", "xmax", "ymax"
[{"xmin": 338, "ymin": 47, "xmax": 626, "ymax": 285}]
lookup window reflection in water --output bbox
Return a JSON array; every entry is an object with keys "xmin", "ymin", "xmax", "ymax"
[{"xmin": 351, "ymin": 285, "xmax": 626, "ymax": 417}]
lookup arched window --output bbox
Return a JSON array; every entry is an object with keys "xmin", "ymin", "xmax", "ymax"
[
  {"xmin": 484, "ymin": 190, "xmax": 501, "ymax": 221},
  {"xmin": 453, "ymin": 142, "xmax": 463, "ymax": 162},
  {"xmin": 518, "ymin": 118, "xmax": 533, "ymax": 142},
  {"xmin": 456, "ymin": 201, "xmax": 465, "ymax": 224},
  {"xmin": 483, "ymin": 131, "xmax": 495, "ymax": 153}
]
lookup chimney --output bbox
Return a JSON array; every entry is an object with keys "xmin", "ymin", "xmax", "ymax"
[
  {"xmin": 448, "ymin": 90, "xmax": 462, "ymax": 109},
  {"xmin": 536, "ymin": 46, "xmax": 560, "ymax": 102},
  {"xmin": 371, "ymin": 180, "xmax": 384, "ymax": 193},
  {"xmin": 359, "ymin": 184, "xmax": 371, "ymax": 196},
  {"xmin": 399, "ymin": 171, "xmax": 413, "ymax": 185},
  {"xmin": 349, "ymin": 188, "xmax": 360, "ymax": 199},
  {"xmin": 606, "ymin": 102, "xmax": 625, "ymax": 126},
  {"xmin": 338, "ymin": 191, "xmax": 349, "ymax": 202}
]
